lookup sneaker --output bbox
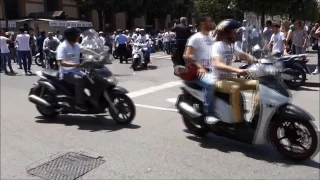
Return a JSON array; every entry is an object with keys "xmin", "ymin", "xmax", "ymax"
[
  {"xmin": 205, "ymin": 116, "xmax": 220, "ymax": 125},
  {"xmin": 76, "ymin": 104, "xmax": 87, "ymax": 111},
  {"xmin": 23, "ymin": 72, "xmax": 28, "ymax": 75},
  {"xmin": 312, "ymin": 68, "xmax": 319, "ymax": 75},
  {"xmin": 28, "ymin": 70, "xmax": 33, "ymax": 74}
]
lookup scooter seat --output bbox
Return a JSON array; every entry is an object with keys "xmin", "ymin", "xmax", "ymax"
[
  {"xmin": 43, "ymin": 69, "xmax": 59, "ymax": 78},
  {"xmin": 184, "ymin": 81, "xmax": 202, "ymax": 90}
]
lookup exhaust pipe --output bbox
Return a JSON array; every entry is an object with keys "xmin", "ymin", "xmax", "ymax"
[
  {"xmin": 28, "ymin": 95, "xmax": 51, "ymax": 107},
  {"xmin": 178, "ymin": 102, "xmax": 202, "ymax": 118}
]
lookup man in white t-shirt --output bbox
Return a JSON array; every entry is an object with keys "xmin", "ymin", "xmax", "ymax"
[
  {"xmin": 240, "ymin": 20, "xmax": 249, "ymax": 53},
  {"xmin": 183, "ymin": 14, "xmax": 216, "ymax": 123},
  {"xmin": 0, "ymin": 29, "xmax": 15, "ymax": 74},
  {"xmin": 15, "ymin": 27, "xmax": 32, "ymax": 75},
  {"xmin": 211, "ymin": 19, "xmax": 258, "ymax": 141},
  {"xmin": 163, "ymin": 29, "xmax": 170, "ymax": 54},
  {"xmin": 268, "ymin": 23, "xmax": 286, "ymax": 57}
]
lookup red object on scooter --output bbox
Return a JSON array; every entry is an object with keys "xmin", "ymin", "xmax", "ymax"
[{"xmin": 174, "ymin": 63, "xmax": 198, "ymax": 81}]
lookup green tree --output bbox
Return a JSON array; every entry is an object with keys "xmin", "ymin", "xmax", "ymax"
[
  {"xmin": 72, "ymin": 0, "xmax": 112, "ymax": 30},
  {"xmin": 194, "ymin": 0, "xmax": 234, "ymax": 21}
]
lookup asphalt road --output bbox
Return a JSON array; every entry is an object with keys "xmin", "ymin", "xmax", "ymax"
[{"xmin": 1, "ymin": 51, "xmax": 319, "ymax": 179}]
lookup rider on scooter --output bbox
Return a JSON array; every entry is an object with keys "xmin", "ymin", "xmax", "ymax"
[
  {"xmin": 183, "ymin": 14, "xmax": 216, "ymax": 124},
  {"xmin": 212, "ymin": 19, "xmax": 259, "ymax": 135},
  {"xmin": 135, "ymin": 29, "xmax": 151, "ymax": 62}
]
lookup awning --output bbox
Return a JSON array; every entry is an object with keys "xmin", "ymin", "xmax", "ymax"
[
  {"xmin": 37, "ymin": 19, "xmax": 92, "ymax": 27},
  {"xmin": 0, "ymin": 20, "xmax": 17, "ymax": 28}
]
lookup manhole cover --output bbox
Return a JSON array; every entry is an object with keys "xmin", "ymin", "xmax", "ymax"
[{"xmin": 27, "ymin": 152, "xmax": 105, "ymax": 180}]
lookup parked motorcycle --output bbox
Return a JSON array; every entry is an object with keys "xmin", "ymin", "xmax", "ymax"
[
  {"xmin": 28, "ymin": 30, "xmax": 136, "ymax": 124},
  {"xmin": 239, "ymin": 54, "xmax": 310, "ymax": 89},
  {"xmin": 239, "ymin": 45, "xmax": 310, "ymax": 89},
  {"xmin": 131, "ymin": 42, "xmax": 150, "ymax": 71},
  {"xmin": 175, "ymin": 61, "xmax": 319, "ymax": 161},
  {"xmin": 35, "ymin": 52, "xmax": 43, "ymax": 67},
  {"xmin": 43, "ymin": 49, "xmax": 58, "ymax": 70}
]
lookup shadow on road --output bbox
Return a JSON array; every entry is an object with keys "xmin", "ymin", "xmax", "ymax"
[
  {"xmin": 186, "ymin": 135, "xmax": 320, "ymax": 169},
  {"xmin": 35, "ymin": 115, "xmax": 141, "ymax": 132},
  {"xmin": 303, "ymin": 82, "xmax": 320, "ymax": 88}
]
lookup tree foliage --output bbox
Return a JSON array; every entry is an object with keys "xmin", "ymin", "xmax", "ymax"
[
  {"xmin": 233, "ymin": 0, "xmax": 319, "ymax": 21},
  {"xmin": 194, "ymin": 0, "xmax": 234, "ymax": 21}
]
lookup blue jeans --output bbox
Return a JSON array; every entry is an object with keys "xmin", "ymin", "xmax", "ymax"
[
  {"xmin": 317, "ymin": 45, "xmax": 320, "ymax": 69},
  {"xmin": 15, "ymin": 48, "xmax": 21, "ymax": 66},
  {"xmin": 195, "ymin": 73, "xmax": 215, "ymax": 115},
  {"xmin": 1, "ymin": 53, "xmax": 13, "ymax": 72},
  {"xmin": 142, "ymin": 47, "xmax": 151, "ymax": 62},
  {"xmin": 164, "ymin": 42, "xmax": 170, "ymax": 53},
  {"xmin": 18, "ymin": 50, "xmax": 32, "ymax": 72}
]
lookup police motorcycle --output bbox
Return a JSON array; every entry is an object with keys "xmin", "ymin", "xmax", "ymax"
[
  {"xmin": 175, "ymin": 57, "xmax": 319, "ymax": 160},
  {"xmin": 239, "ymin": 45, "xmax": 310, "ymax": 89},
  {"xmin": 130, "ymin": 40, "xmax": 151, "ymax": 71},
  {"xmin": 28, "ymin": 29, "xmax": 136, "ymax": 124}
]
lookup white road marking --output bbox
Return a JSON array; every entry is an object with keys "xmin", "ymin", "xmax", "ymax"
[
  {"xmin": 127, "ymin": 81, "xmax": 182, "ymax": 98},
  {"xmin": 135, "ymin": 104, "xmax": 178, "ymax": 112}
]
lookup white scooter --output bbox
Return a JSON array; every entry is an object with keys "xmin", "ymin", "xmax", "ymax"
[
  {"xmin": 131, "ymin": 42, "xmax": 150, "ymax": 71},
  {"xmin": 175, "ymin": 61, "xmax": 319, "ymax": 161}
]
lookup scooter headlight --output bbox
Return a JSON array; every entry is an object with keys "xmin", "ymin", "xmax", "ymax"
[{"xmin": 104, "ymin": 75, "xmax": 118, "ymax": 85}]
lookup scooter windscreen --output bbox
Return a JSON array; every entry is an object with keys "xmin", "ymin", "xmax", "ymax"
[{"xmin": 80, "ymin": 29, "xmax": 111, "ymax": 64}]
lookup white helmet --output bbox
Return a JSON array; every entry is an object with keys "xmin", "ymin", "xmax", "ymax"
[{"xmin": 135, "ymin": 28, "xmax": 140, "ymax": 32}]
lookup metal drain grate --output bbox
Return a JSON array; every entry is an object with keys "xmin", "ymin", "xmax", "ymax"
[{"xmin": 27, "ymin": 152, "xmax": 105, "ymax": 180}]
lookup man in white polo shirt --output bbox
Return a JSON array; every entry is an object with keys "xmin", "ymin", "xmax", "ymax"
[
  {"xmin": 0, "ymin": 29, "xmax": 15, "ymax": 74},
  {"xmin": 15, "ymin": 27, "xmax": 32, "ymax": 75}
]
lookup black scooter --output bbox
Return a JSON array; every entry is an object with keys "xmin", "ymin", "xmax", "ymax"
[{"xmin": 28, "ymin": 60, "xmax": 136, "ymax": 124}]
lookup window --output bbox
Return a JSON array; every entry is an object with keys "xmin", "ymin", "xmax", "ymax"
[
  {"xmin": 4, "ymin": 0, "xmax": 20, "ymax": 19},
  {"xmin": 45, "ymin": 0, "xmax": 59, "ymax": 12}
]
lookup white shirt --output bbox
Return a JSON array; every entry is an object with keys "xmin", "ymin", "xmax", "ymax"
[
  {"xmin": 163, "ymin": 32, "xmax": 170, "ymax": 42},
  {"xmin": 241, "ymin": 26, "xmax": 248, "ymax": 41},
  {"xmin": 0, "ymin": 36, "xmax": 10, "ymax": 53},
  {"xmin": 43, "ymin": 37, "xmax": 60, "ymax": 50},
  {"xmin": 16, "ymin": 33, "xmax": 30, "ymax": 51},
  {"xmin": 135, "ymin": 34, "xmax": 150, "ymax": 43},
  {"xmin": 56, "ymin": 41, "xmax": 82, "ymax": 78},
  {"xmin": 270, "ymin": 32, "xmax": 285, "ymax": 53},
  {"xmin": 186, "ymin": 32, "xmax": 215, "ymax": 70},
  {"xmin": 211, "ymin": 41, "xmax": 242, "ymax": 78},
  {"xmin": 250, "ymin": 28, "xmax": 259, "ymax": 38},
  {"xmin": 131, "ymin": 33, "xmax": 138, "ymax": 42}
]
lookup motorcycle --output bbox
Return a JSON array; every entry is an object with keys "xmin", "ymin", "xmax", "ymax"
[
  {"xmin": 35, "ymin": 52, "xmax": 43, "ymax": 67},
  {"xmin": 175, "ymin": 61, "xmax": 319, "ymax": 160},
  {"xmin": 43, "ymin": 49, "xmax": 58, "ymax": 70},
  {"xmin": 131, "ymin": 42, "xmax": 150, "ymax": 71},
  {"xmin": 112, "ymin": 44, "xmax": 132, "ymax": 61},
  {"xmin": 239, "ymin": 45, "xmax": 310, "ymax": 89},
  {"xmin": 28, "ymin": 30, "xmax": 136, "ymax": 124}
]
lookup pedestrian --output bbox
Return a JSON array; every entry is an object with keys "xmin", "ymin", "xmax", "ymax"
[
  {"xmin": 240, "ymin": 20, "xmax": 249, "ymax": 53},
  {"xmin": 312, "ymin": 25, "xmax": 320, "ymax": 74},
  {"xmin": 163, "ymin": 29, "xmax": 170, "ymax": 54},
  {"xmin": 286, "ymin": 20, "xmax": 308, "ymax": 54},
  {"xmin": 171, "ymin": 17, "xmax": 192, "ymax": 66},
  {"xmin": 37, "ymin": 31, "xmax": 46, "ymax": 64},
  {"xmin": 263, "ymin": 20, "xmax": 272, "ymax": 49},
  {"xmin": 16, "ymin": 27, "xmax": 32, "ymax": 75},
  {"xmin": 113, "ymin": 29, "xmax": 128, "ymax": 63},
  {"xmin": 0, "ymin": 29, "xmax": 15, "ymax": 74},
  {"xmin": 268, "ymin": 23, "xmax": 286, "ymax": 57}
]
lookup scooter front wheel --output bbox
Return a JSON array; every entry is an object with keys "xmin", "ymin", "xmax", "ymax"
[
  {"xmin": 35, "ymin": 56, "xmax": 43, "ymax": 66},
  {"xmin": 269, "ymin": 118, "xmax": 318, "ymax": 161},
  {"xmin": 109, "ymin": 94, "xmax": 136, "ymax": 124}
]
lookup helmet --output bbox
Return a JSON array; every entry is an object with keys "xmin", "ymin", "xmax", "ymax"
[
  {"xmin": 139, "ymin": 29, "xmax": 145, "ymax": 32},
  {"xmin": 135, "ymin": 28, "xmax": 140, "ymax": 32},
  {"xmin": 215, "ymin": 19, "xmax": 241, "ymax": 42},
  {"xmin": 63, "ymin": 27, "xmax": 81, "ymax": 42}
]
